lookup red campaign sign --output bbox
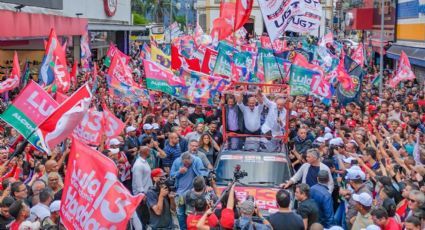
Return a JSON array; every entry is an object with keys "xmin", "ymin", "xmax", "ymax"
[
  {"xmin": 106, "ymin": 43, "xmax": 130, "ymax": 64},
  {"xmin": 0, "ymin": 51, "xmax": 20, "ymax": 94},
  {"xmin": 389, "ymin": 51, "xmax": 415, "ymax": 88},
  {"xmin": 260, "ymin": 36, "xmax": 287, "ymax": 53},
  {"xmin": 144, "ymin": 59, "xmax": 186, "ymax": 86},
  {"xmin": 201, "ymin": 47, "xmax": 218, "ymax": 75},
  {"xmin": 108, "ymin": 55, "xmax": 135, "ymax": 86},
  {"xmin": 311, "ymin": 75, "xmax": 332, "ymax": 99},
  {"xmin": 61, "ymin": 139, "xmax": 143, "ymax": 230},
  {"xmin": 46, "ymin": 29, "xmax": 70, "ymax": 93},
  {"xmin": 73, "ymin": 108, "xmax": 104, "ymax": 145},
  {"xmin": 102, "ymin": 104, "xmax": 125, "ymax": 139}
]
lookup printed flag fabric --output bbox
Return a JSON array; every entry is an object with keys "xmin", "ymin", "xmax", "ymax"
[
  {"xmin": 201, "ymin": 47, "xmax": 218, "ymax": 75},
  {"xmin": 39, "ymin": 29, "xmax": 70, "ymax": 93},
  {"xmin": 37, "ymin": 84, "xmax": 92, "ymax": 153},
  {"xmin": 80, "ymin": 27, "xmax": 92, "ymax": 71},
  {"xmin": 310, "ymin": 74, "xmax": 333, "ymax": 99},
  {"xmin": 151, "ymin": 45, "xmax": 171, "ymax": 69},
  {"xmin": 336, "ymin": 65, "xmax": 364, "ymax": 106},
  {"xmin": 108, "ymin": 55, "xmax": 136, "ymax": 86},
  {"xmin": 73, "ymin": 108, "xmax": 104, "ymax": 145},
  {"xmin": 60, "ymin": 139, "xmax": 143, "ymax": 230},
  {"xmin": 233, "ymin": 51, "xmax": 256, "ymax": 82},
  {"xmin": 105, "ymin": 43, "xmax": 130, "ymax": 67},
  {"xmin": 389, "ymin": 51, "xmax": 416, "ymax": 88},
  {"xmin": 319, "ymin": 32, "xmax": 334, "ymax": 47},
  {"xmin": 171, "ymin": 45, "xmax": 201, "ymax": 71},
  {"xmin": 211, "ymin": 0, "xmax": 254, "ymax": 41},
  {"xmin": 144, "ymin": 59, "xmax": 184, "ymax": 95},
  {"xmin": 260, "ymin": 36, "xmax": 288, "ymax": 53},
  {"xmin": 289, "ymin": 64, "xmax": 320, "ymax": 96},
  {"xmin": 0, "ymin": 81, "xmax": 58, "ymax": 151},
  {"xmin": 213, "ymin": 41, "xmax": 235, "ymax": 77},
  {"xmin": 263, "ymin": 56, "xmax": 291, "ymax": 82},
  {"xmin": 0, "ymin": 51, "xmax": 20, "ymax": 94},
  {"xmin": 102, "ymin": 104, "xmax": 125, "ymax": 139},
  {"xmin": 70, "ymin": 60, "xmax": 78, "ymax": 88},
  {"xmin": 107, "ymin": 75, "xmax": 149, "ymax": 104},
  {"xmin": 351, "ymin": 43, "xmax": 365, "ymax": 67}
]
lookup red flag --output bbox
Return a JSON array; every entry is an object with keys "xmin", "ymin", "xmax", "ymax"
[
  {"xmin": 108, "ymin": 55, "xmax": 135, "ymax": 86},
  {"xmin": 201, "ymin": 47, "xmax": 218, "ymax": 75},
  {"xmin": 336, "ymin": 57, "xmax": 353, "ymax": 90},
  {"xmin": 171, "ymin": 45, "xmax": 201, "ymax": 71},
  {"xmin": 70, "ymin": 60, "xmax": 78, "ymax": 87},
  {"xmin": 352, "ymin": 43, "xmax": 365, "ymax": 67},
  {"xmin": 293, "ymin": 53, "xmax": 324, "ymax": 76},
  {"xmin": 73, "ymin": 108, "xmax": 104, "ymax": 145},
  {"xmin": 55, "ymin": 92, "xmax": 68, "ymax": 104},
  {"xmin": 0, "ymin": 51, "xmax": 21, "ymax": 94},
  {"xmin": 46, "ymin": 29, "xmax": 71, "ymax": 93},
  {"xmin": 102, "ymin": 104, "xmax": 125, "ymax": 139},
  {"xmin": 37, "ymin": 84, "xmax": 92, "ymax": 153},
  {"xmin": 61, "ymin": 139, "xmax": 143, "ymax": 230},
  {"xmin": 389, "ymin": 51, "xmax": 415, "ymax": 87},
  {"xmin": 211, "ymin": 0, "xmax": 253, "ymax": 41}
]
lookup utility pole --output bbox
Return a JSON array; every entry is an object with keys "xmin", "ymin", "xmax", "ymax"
[{"xmin": 379, "ymin": 0, "xmax": 384, "ymax": 98}]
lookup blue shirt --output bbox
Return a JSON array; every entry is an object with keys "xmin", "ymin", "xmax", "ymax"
[
  {"xmin": 170, "ymin": 156, "xmax": 207, "ymax": 196},
  {"xmin": 310, "ymin": 183, "xmax": 334, "ymax": 228},
  {"xmin": 163, "ymin": 143, "xmax": 182, "ymax": 167},
  {"xmin": 305, "ymin": 165, "xmax": 320, "ymax": 187}
]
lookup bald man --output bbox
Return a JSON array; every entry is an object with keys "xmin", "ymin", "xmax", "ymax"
[{"xmin": 41, "ymin": 160, "xmax": 58, "ymax": 183}]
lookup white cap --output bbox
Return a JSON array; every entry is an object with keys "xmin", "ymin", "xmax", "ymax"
[
  {"xmin": 324, "ymin": 127, "xmax": 332, "ymax": 133},
  {"xmin": 143, "ymin": 124, "xmax": 153, "ymax": 130},
  {"xmin": 349, "ymin": 139, "xmax": 358, "ymax": 147},
  {"xmin": 109, "ymin": 148, "xmax": 120, "ymax": 154},
  {"xmin": 353, "ymin": 192, "xmax": 373, "ymax": 207},
  {"xmin": 126, "ymin": 126, "xmax": 136, "ymax": 133},
  {"xmin": 361, "ymin": 225, "xmax": 381, "ymax": 230},
  {"xmin": 290, "ymin": 111, "xmax": 298, "ymax": 116},
  {"xmin": 343, "ymin": 157, "xmax": 355, "ymax": 164},
  {"xmin": 109, "ymin": 138, "xmax": 121, "ymax": 146},
  {"xmin": 325, "ymin": 227, "xmax": 344, "ymax": 230},
  {"xmin": 323, "ymin": 133, "xmax": 333, "ymax": 141},
  {"xmin": 50, "ymin": 200, "xmax": 61, "ymax": 212},
  {"xmin": 152, "ymin": 123, "xmax": 160, "ymax": 129},
  {"xmin": 316, "ymin": 137, "xmax": 326, "ymax": 144},
  {"xmin": 345, "ymin": 168, "xmax": 366, "ymax": 180},
  {"xmin": 329, "ymin": 137, "xmax": 344, "ymax": 146}
]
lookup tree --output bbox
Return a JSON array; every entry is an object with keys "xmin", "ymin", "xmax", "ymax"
[{"xmin": 133, "ymin": 13, "xmax": 149, "ymax": 25}]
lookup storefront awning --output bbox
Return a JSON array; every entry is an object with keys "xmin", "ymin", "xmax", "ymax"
[
  {"xmin": 387, "ymin": 44, "xmax": 425, "ymax": 67},
  {"xmin": 0, "ymin": 10, "xmax": 87, "ymax": 40},
  {"xmin": 88, "ymin": 24, "xmax": 147, "ymax": 31}
]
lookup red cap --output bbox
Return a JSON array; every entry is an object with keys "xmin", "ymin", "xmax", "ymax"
[
  {"xmin": 220, "ymin": 208, "xmax": 235, "ymax": 229},
  {"xmin": 151, "ymin": 168, "xmax": 166, "ymax": 178},
  {"xmin": 347, "ymin": 120, "xmax": 356, "ymax": 128},
  {"xmin": 368, "ymin": 105, "xmax": 377, "ymax": 112}
]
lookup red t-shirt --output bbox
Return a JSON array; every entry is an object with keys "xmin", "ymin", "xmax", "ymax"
[
  {"xmin": 9, "ymin": 221, "xmax": 20, "ymax": 230},
  {"xmin": 396, "ymin": 199, "xmax": 408, "ymax": 219},
  {"xmin": 181, "ymin": 126, "xmax": 193, "ymax": 137},
  {"xmin": 186, "ymin": 213, "xmax": 218, "ymax": 230},
  {"xmin": 383, "ymin": 217, "xmax": 401, "ymax": 230}
]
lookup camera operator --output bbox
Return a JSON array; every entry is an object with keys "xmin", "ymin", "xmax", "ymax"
[
  {"xmin": 233, "ymin": 199, "xmax": 272, "ymax": 230},
  {"xmin": 184, "ymin": 176, "xmax": 218, "ymax": 217},
  {"xmin": 145, "ymin": 168, "xmax": 176, "ymax": 230},
  {"xmin": 170, "ymin": 152, "xmax": 207, "ymax": 230}
]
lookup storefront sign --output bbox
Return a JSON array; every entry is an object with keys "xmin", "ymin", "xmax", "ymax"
[{"xmin": 104, "ymin": 0, "xmax": 117, "ymax": 17}]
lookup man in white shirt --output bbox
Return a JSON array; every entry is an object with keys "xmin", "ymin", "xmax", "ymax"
[
  {"xmin": 236, "ymin": 91, "xmax": 264, "ymax": 135},
  {"xmin": 132, "ymin": 147, "xmax": 153, "ymax": 195},
  {"xmin": 29, "ymin": 188, "xmax": 53, "ymax": 222},
  {"xmin": 259, "ymin": 91, "xmax": 287, "ymax": 151}
]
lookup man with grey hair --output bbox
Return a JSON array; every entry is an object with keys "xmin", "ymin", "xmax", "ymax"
[
  {"xmin": 183, "ymin": 140, "xmax": 213, "ymax": 170},
  {"xmin": 30, "ymin": 180, "xmax": 46, "ymax": 206},
  {"xmin": 281, "ymin": 148, "xmax": 334, "ymax": 193}
]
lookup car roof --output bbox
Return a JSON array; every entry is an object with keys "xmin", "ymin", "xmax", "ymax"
[{"xmin": 219, "ymin": 150, "xmax": 287, "ymax": 157}]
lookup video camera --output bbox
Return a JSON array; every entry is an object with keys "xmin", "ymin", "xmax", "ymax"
[
  {"xmin": 233, "ymin": 164, "xmax": 248, "ymax": 181},
  {"xmin": 205, "ymin": 170, "xmax": 216, "ymax": 186},
  {"xmin": 158, "ymin": 176, "xmax": 176, "ymax": 192}
]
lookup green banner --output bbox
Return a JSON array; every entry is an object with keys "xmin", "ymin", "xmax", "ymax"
[{"xmin": 289, "ymin": 64, "xmax": 317, "ymax": 96}]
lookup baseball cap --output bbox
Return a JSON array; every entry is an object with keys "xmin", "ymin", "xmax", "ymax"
[
  {"xmin": 343, "ymin": 157, "xmax": 355, "ymax": 164},
  {"xmin": 108, "ymin": 148, "xmax": 120, "ymax": 154},
  {"xmin": 50, "ymin": 200, "xmax": 61, "ymax": 212},
  {"xmin": 152, "ymin": 123, "xmax": 160, "ymax": 129},
  {"xmin": 109, "ymin": 138, "xmax": 121, "ymax": 146},
  {"xmin": 151, "ymin": 168, "xmax": 167, "ymax": 178},
  {"xmin": 353, "ymin": 192, "xmax": 373, "ymax": 207},
  {"xmin": 143, "ymin": 124, "xmax": 153, "ymax": 130},
  {"xmin": 347, "ymin": 120, "xmax": 356, "ymax": 128},
  {"xmin": 329, "ymin": 138, "xmax": 344, "ymax": 146},
  {"xmin": 345, "ymin": 168, "xmax": 366, "ymax": 180},
  {"xmin": 323, "ymin": 133, "xmax": 333, "ymax": 141},
  {"xmin": 315, "ymin": 137, "xmax": 326, "ymax": 144},
  {"xmin": 126, "ymin": 126, "xmax": 136, "ymax": 133},
  {"xmin": 324, "ymin": 127, "xmax": 332, "ymax": 133},
  {"xmin": 240, "ymin": 200, "xmax": 255, "ymax": 214}
]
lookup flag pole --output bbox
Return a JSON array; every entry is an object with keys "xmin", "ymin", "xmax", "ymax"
[{"xmin": 256, "ymin": 3, "xmax": 285, "ymax": 82}]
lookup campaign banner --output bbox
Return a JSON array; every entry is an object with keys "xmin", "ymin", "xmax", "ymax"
[
  {"xmin": 288, "ymin": 64, "xmax": 320, "ymax": 96},
  {"xmin": 233, "ymin": 51, "xmax": 256, "ymax": 82},
  {"xmin": 61, "ymin": 139, "xmax": 143, "ymax": 230},
  {"xmin": 263, "ymin": 57, "xmax": 291, "ymax": 82},
  {"xmin": 310, "ymin": 75, "xmax": 333, "ymax": 99},
  {"xmin": 144, "ymin": 60, "xmax": 182, "ymax": 95},
  {"xmin": 389, "ymin": 51, "xmax": 415, "ymax": 88},
  {"xmin": 213, "ymin": 42, "xmax": 234, "ymax": 77},
  {"xmin": 260, "ymin": 36, "xmax": 287, "ymax": 53},
  {"xmin": 108, "ymin": 55, "xmax": 136, "ymax": 86},
  {"xmin": 0, "ymin": 52, "xmax": 20, "ymax": 94},
  {"xmin": 102, "ymin": 105, "xmax": 125, "ymax": 139},
  {"xmin": 0, "ymin": 81, "xmax": 59, "ymax": 150},
  {"xmin": 107, "ymin": 75, "xmax": 149, "ymax": 104},
  {"xmin": 73, "ymin": 108, "xmax": 104, "ymax": 145},
  {"xmin": 105, "ymin": 44, "xmax": 130, "ymax": 67},
  {"xmin": 150, "ymin": 45, "xmax": 171, "ymax": 69}
]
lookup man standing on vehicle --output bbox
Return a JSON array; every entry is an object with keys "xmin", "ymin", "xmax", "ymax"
[
  {"xmin": 295, "ymin": 183, "xmax": 320, "ymax": 229},
  {"xmin": 236, "ymin": 90, "xmax": 264, "ymax": 135},
  {"xmin": 258, "ymin": 90, "xmax": 287, "ymax": 151},
  {"xmin": 170, "ymin": 152, "xmax": 207, "ymax": 230},
  {"xmin": 224, "ymin": 95, "xmax": 244, "ymax": 150},
  {"xmin": 282, "ymin": 148, "xmax": 334, "ymax": 193},
  {"xmin": 310, "ymin": 170, "xmax": 334, "ymax": 228}
]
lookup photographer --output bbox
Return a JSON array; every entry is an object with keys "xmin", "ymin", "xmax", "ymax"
[
  {"xmin": 233, "ymin": 199, "xmax": 272, "ymax": 230},
  {"xmin": 170, "ymin": 152, "xmax": 207, "ymax": 230},
  {"xmin": 184, "ymin": 176, "xmax": 218, "ymax": 216},
  {"xmin": 186, "ymin": 197, "xmax": 218, "ymax": 230},
  {"xmin": 145, "ymin": 168, "xmax": 176, "ymax": 230}
]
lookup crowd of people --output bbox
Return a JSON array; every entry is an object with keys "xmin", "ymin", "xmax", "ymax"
[{"xmin": 0, "ymin": 36, "xmax": 421, "ymax": 230}]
